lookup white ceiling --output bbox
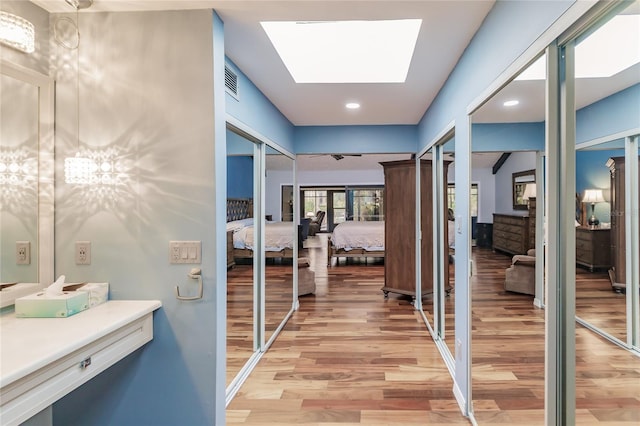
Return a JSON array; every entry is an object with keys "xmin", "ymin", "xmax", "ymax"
[{"xmin": 32, "ymin": 0, "xmax": 495, "ymax": 126}]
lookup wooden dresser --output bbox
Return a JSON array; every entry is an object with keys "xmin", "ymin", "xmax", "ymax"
[
  {"xmin": 575, "ymin": 226, "xmax": 611, "ymax": 271},
  {"xmin": 380, "ymin": 159, "xmax": 450, "ymax": 299},
  {"xmin": 492, "ymin": 214, "xmax": 530, "ymax": 255},
  {"xmin": 607, "ymin": 156, "xmax": 640, "ymax": 290}
]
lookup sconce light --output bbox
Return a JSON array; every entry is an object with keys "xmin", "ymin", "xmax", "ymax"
[
  {"xmin": 0, "ymin": 11, "xmax": 35, "ymax": 53},
  {"xmin": 582, "ymin": 189, "xmax": 605, "ymax": 227}
]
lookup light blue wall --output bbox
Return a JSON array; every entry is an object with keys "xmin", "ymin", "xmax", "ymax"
[
  {"xmin": 228, "ymin": 156, "xmax": 254, "ymax": 198},
  {"xmin": 577, "ymin": 83, "xmax": 640, "ymax": 143},
  {"xmin": 295, "ymin": 125, "xmax": 417, "ymax": 154},
  {"xmin": 52, "ymin": 10, "xmax": 220, "ymax": 425},
  {"xmin": 472, "ymin": 122, "xmax": 545, "ymax": 152},
  {"xmin": 225, "ymin": 59, "xmax": 295, "ymax": 153}
]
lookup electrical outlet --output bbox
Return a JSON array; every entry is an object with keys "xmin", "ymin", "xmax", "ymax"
[
  {"xmin": 16, "ymin": 241, "xmax": 30, "ymax": 265},
  {"xmin": 76, "ymin": 241, "xmax": 91, "ymax": 265}
]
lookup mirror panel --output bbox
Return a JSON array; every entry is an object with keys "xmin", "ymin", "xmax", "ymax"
[
  {"xmin": 470, "ymin": 53, "xmax": 546, "ymax": 423},
  {"xmin": 0, "ymin": 62, "xmax": 54, "ymax": 292},
  {"xmin": 0, "ymin": 72, "xmax": 39, "ymax": 284},
  {"xmin": 575, "ymin": 143, "xmax": 626, "ymax": 342},
  {"xmin": 264, "ymin": 147, "xmax": 294, "ymax": 345},
  {"xmin": 226, "ymin": 128, "xmax": 257, "ymax": 387},
  {"xmin": 572, "ymin": 2, "xmax": 640, "ymax": 347},
  {"xmin": 442, "ymin": 139, "xmax": 455, "ymax": 357}
]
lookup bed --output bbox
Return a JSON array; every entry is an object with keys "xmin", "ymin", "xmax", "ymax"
[
  {"xmin": 231, "ymin": 219, "xmax": 295, "ymax": 259},
  {"xmin": 327, "ymin": 221, "xmax": 385, "ymax": 265}
]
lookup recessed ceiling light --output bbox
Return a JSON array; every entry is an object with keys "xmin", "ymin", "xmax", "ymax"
[
  {"xmin": 345, "ymin": 102, "xmax": 360, "ymax": 109},
  {"xmin": 503, "ymin": 100, "xmax": 519, "ymax": 107},
  {"xmin": 261, "ymin": 19, "xmax": 422, "ymax": 83}
]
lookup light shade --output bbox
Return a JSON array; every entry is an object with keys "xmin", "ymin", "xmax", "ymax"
[
  {"xmin": 582, "ymin": 189, "xmax": 605, "ymax": 204},
  {"xmin": 261, "ymin": 19, "xmax": 422, "ymax": 83},
  {"xmin": 0, "ymin": 11, "xmax": 35, "ymax": 53},
  {"xmin": 522, "ymin": 183, "xmax": 536, "ymax": 200}
]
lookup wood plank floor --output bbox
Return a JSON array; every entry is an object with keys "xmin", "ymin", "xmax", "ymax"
[{"xmin": 227, "ymin": 234, "xmax": 640, "ymax": 424}]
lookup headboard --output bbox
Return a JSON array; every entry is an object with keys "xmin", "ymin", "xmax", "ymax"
[{"xmin": 227, "ymin": 198, "xmax": 253, "ymax": 222}]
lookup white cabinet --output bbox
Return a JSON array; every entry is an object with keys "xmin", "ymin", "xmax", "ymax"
[{"xmin": 0, "ymin": 300, "xmax": 161, "ymax": 426}]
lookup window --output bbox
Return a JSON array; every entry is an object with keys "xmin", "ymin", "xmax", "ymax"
[
  {"xmin": 349, "ymin": 188, "xmax": 384, "ymax": 221},
  {"xmin": 303, "ymin": 190, "xmax": 327, "ymax": 218},
  {"xmin": 448, "ymin": 183, "xmax": 478, "ymax": 217}
]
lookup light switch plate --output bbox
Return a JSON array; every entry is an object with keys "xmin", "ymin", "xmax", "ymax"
[{"xmin": 169, "ymin": 241, "xmax": 201, "ymax": 264}]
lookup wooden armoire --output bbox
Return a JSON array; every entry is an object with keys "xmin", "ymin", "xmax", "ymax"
[
  {"xmin": 607, "ymin": 156, "xmax": 640, "ymax": 292},
  {"xmin": 380, "ymin": 160, "xmax": 450, "ymax": 299}
]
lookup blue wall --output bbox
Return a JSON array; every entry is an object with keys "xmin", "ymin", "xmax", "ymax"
[
  {"xmin": 227, "ymin": 156, "xmax": 253, "ymax": 198},
  {"xmin": 577, "ymin": 83, "xmax": 640, "ymax": 143},
  {"xmin": 472, "ymin": 122, "xmax": 545, "ymax": 152},
  {"xmin": 295, "ymin": 125, "xmax": 417, "ymax": 154},
  {"xmin": 225, "ymin": 58, "xmax": 295, "ymax": 153}
]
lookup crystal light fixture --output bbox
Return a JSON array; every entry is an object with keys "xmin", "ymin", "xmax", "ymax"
[
  {"xmin": 63, "ymin": 0, "xmax": 94, "ymax": 185},
  {"xmin": 0, "ymin": 11, "xmax": 35, "ymax": 53},
  {"xmin": 64, "ymin": 153, "xmax": 96, "ymax": 185}
]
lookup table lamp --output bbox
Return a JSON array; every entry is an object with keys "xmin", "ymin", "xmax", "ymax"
[{"xmin": 582, "ymin": 189, "xmax": 605, "ymax": 226}]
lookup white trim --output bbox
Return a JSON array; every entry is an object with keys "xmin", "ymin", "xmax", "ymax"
[
  {"xmin": 625, "ymin": 135, "xmax": 639, "ymax": 349},
  {"xmin": 418, "ymin": 120, "xmax": 455, "ymax": 158},
  {"xmin": 225, "ymin": 114, "xmax": 295, "ymax": 160},
  {"xmin": 225, "ymin": 350, "xmax": 264, "ymax": 406},
  {"xmin": 575, "ymin": 128, "xmax": 640, "ymax": 150}
]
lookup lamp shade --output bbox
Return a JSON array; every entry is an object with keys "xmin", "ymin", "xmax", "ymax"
[
  {"xmin": 582, "ymin": 189, "xmax": 605, "ymax": 204},
  {"xmin": 522, "ymin": 183, "xmax": 536, "ymax": 200}
]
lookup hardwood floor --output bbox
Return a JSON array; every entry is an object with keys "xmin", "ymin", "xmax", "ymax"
[{"xmin": 227, "ymin": 235, "xmax": 640, "ymax": 424}]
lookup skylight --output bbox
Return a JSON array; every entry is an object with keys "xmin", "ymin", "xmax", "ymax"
[
  {"xmin": 516, "ymin": 14, "xmax": 640, "ymax": 80},
  {"xmin": 261, "ymin": 19, "xmax": 422, "ymax": 83}
]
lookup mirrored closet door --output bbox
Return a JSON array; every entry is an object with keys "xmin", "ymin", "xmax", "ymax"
[
  {"xmin": 264, "ymin": 146, "xmax": 295, "ymax": 347},
  {"xmin": 469, "ymin": 51, "xmax": 547, "ymax": 423},
  {"xmin": 571, "ymin": 1, "xmax": 640, "ymax": 350},
  {"xmin": 418, "ymin": 133, "xmax": 454, "ymax": 364},
  {"xmin": 226, "ymin": 128, "xmax": 259, "ymax": 388}
]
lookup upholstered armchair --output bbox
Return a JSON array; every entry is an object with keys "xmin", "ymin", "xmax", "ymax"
[
  {"xmin": 504, "ymin": 249, "xmax": 536, "ymax": 295},
  {"xmin": 308, "ymin": 211, "xmax": 325, "ymax": 236}
]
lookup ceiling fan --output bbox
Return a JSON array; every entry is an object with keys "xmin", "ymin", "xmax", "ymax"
[{"xmin": 309, "ymin": 154, "xmax": 363, "ymax": 161}]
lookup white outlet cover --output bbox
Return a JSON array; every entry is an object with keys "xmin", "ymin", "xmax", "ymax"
[
  {"xmin": 75, "ymin": 241, "xmax": 91, "ymax": 265},
  {"xmin": 16, "ymin": 241, "xmax": 30, "ymax": 265}
]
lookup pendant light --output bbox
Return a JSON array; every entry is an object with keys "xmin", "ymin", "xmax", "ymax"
[{"xmin": 63, "ymin": 0, "xmax": 94, "ymax": 184}]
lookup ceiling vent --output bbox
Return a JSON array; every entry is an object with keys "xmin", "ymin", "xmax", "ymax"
[{"xmin": 225, "ymin": 64, "xmax": 239, "ymax": 100}]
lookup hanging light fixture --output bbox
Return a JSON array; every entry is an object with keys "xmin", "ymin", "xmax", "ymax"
[
  {"xmin": 63, "ymin": 0, "xmax": 95, "ymax": 184},
  {"xmin": 0, "ymin": 11, "xmax": 35, "ymax": 53}
]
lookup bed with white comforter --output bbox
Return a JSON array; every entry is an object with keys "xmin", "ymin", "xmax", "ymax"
[
  {"xmin": 227, "ymin": 218, "xmax": 295, "ymax": 258},
  {"xmin": 327, "ymin": 221, "xmax": 385, "ymax": 265}
]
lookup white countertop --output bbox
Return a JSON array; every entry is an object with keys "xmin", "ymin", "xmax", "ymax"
[{"xmin": 0, "ymin": 300, "xmax": 161, "ymax": 389}]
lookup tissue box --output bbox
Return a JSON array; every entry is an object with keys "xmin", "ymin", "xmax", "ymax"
[
  {"xmin": 63, "ymin": 282, "xmax": 109, "ymax": 308},
  {"xmin": 15, "ymin": 290, "xmax": 89, "ymax": 318}
]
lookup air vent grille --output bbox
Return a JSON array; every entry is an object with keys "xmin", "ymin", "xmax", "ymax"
[{"xmin": 225, "ymin": 64, "xmax": 239, "ymax": 100}]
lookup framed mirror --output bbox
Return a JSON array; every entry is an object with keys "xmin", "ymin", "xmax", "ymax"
[
  {"xmin": 512, "ymin": 169, "xmax": 535, "ymax": 210},
  {"xmin": 0, "ymin": 61, "xmax": 54, "ymax": 303}
]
